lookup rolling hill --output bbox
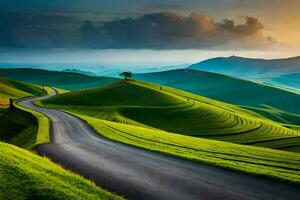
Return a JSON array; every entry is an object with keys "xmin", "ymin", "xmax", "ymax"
[
  {"xmin": 0, "ymin": 68, "xmax": 118, "ymax": 91},
  {"xmin": 37, "ymin": 79, "xmax": 300, "ymax": 183},
  {"xmin": 134, "ymin": 69, "xmax": 300, "ymax": 125},
  {"xmin": 0, "ymin": 78, "xmax": 50, "ymax": 149},
  {"xmin": 0, "ymin": 110, "xmax": 37, "ymax": 149},
  {"xmin": 0, "ymin": 141, "xmax": 122, "ymax": 200},
  {"xmin": 189, "ymin": 56, "xmax": 300, "ymax": 77},
  {"xmin": 0, "ymin": 78, "xmax": 122, "ymax": 199},
  {"xmin": 0, "ymin": 77, "xmax": 44, "ymax": 108},
  {"xmin": 264, "ymin": 73, "xmax": 300, "ymax": 91},
  {"xmin": 41, "ymin": 80, "xmax": 300, "ymax": 152}
]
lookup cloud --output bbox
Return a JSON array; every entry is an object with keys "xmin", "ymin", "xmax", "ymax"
[
  {"xmin": 219, "ymin": 17, "xmax": 264, "ymax": 35},
  {"xmin": 0, "ymin": 9, "xmax": 79, "ymax": 48},
  {"xmin": 82, "ymin": 12, "xmax": 275, "ymax": 49},
  {"xmin": 0, "ymin": 10, "xmax": 275, "ymax": 49}
]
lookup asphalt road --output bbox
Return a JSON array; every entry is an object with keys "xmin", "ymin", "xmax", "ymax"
[{"xmin": 18, "ymin": 89, "xmax": 300, "ymax": 200}]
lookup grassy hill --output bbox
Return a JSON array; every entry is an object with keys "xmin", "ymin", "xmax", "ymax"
[
  {"xmin": 0, "ymin": 78, "xmax": 121, "ymax": 199},
  {"xmin": 264, "ymin": 73, "xmax": 300, "ymax": 91},
  {"xmin": 0, "ymin": 141, "xmax": 122, "ymax": 200},
  {"xmin": 0, "ymin": 77, "xmax": 44, "ymax": 108},
  {"xmin": 0, "ymin": 78, "xmax": 50, "ymax": 149},
  {"xmin": 39, "ymin": 80, "xmax": 300, "ymax": 183},
  {"xmin": 0, "ymin": 110, "xmax": 38, "ymax": 149},
  {"xmin": 46, "ymin": 81, "xmax": 185, "ymax": 107},
  {"xmin": 0, "ymin": 68, "xmax": 118, "ymax": 91},
  {"xmin": 134, "ymin": 69, "xmax": 300, "ymax": 125},
  {"xmin": 41, "ymin": 80, "xmax": 300, "ymax": 151}
]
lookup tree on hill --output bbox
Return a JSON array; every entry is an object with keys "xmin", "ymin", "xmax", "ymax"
[{"xmin": 119, "ymin": 71, "xmax": 132, "ymax": 80}]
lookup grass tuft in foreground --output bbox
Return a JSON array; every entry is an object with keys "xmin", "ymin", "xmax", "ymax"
[
  {"xmin": 0, "ymin": 110, "xmax": 37, "ymax": 149},
  {"xmin": 0, "ymin": 141, "xmax": 123, "ymax": 200}
]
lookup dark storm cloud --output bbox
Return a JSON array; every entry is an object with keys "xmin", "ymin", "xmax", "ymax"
[
  {"xmin": 0, "ymin": 9, "xmax": 80, "ymax": 47},
  {"xmin": 85, "ymin": 12, "xmax": 274, "ymax": 49},
  {"xmin": 220, "ymin": 17, "xmax": 264, "ymax": 35},
  {"xmin": 0, "ymin": 9, "xmax": 274, "ymax": 49}
]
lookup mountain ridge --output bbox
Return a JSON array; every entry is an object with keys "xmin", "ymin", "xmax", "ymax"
[{"xmin": 189, "ymin": 55, "xmax": 300, "ymax": 77}]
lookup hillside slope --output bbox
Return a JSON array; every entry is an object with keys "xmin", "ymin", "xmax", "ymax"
[
  {"xmin": 0, "ymin": 110, "xmax": 37, "ymax": 149},
  {"xmin": 0, "ymin": 68, "xmax": 118, "ymax": 91},
  {"xmin": 189, "ymin": 56, "xmax": 300, "ymax": 77},
  {"xmin": 264, "ymin": 73, "xmax": 300, "ymax": 91},
  {"xmin": 41, "ymin": 80, "xmax": 300, "ymax": 151},
  {"xmin": 135, "ymin": 69, "xmax": 300, "ymax": 125},
  {"xmin": 0, "ymin": 77, "xmax": 43, "ymax": 108},
  {"xmin": 0, "ymin": 141, "xmax": 122, "ymax": 200}
]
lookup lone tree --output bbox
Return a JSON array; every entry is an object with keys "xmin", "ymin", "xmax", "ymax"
[{"xmin": 119, "ymin": 71, "xmax": 132, "ymax": 80}]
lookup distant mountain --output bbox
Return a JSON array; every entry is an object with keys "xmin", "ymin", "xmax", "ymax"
[
  {"xmin": 189, "ymin": 56, "xmax": 300, "ymax": 78},
  {"xmin": 0, "ymin": 68, "xmax": 118, "ymax": 91}
]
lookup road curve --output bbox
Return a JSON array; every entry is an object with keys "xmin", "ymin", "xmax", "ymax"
[{"xmin": 18, "ymin": 89, "xmax": 300, "ymax": 200}]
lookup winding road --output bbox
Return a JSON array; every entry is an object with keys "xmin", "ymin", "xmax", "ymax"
[{"xmin": 18, "ymin": 89, "xmax": 300, "ymax": 200}]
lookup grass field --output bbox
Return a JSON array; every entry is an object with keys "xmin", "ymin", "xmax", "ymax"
[
  {"xmin": 0, "ymin": 68, "xmax": 118, "ymax": 91},
  {"xmin": 39, "ymin": 79, "xmax": 300, "ymax": 184},
  {"xmin": 12, "ymin": 100, "xmax": 51, "ymax": 149},
  {"xmin": 0, "ymin": 77, "xmax": 52, "ymax": 148},
  {"xmin": 0, "ymin": 141, "xmax": 123, "ymax": 200},
  {"xmin": 264, "ymin": 73, "xmax": 300, "ymax": 91},
  {"xmin": 42, "ymin": 80, "xmax": 300, "ymax": 151},
  {"xmin": 0, "ymin": 77, "xmax": 121, "ymax": 199},
  {"xmin": 0, "ymin": 110, "xmax": 37, "ymax": 149},
  {"xmin": 135, "ymin": 69, "xmax": 300, "ymax": 125},
  {"xmin": 0, "ymin": 77, "xmax": 44, "ymax": 108}
]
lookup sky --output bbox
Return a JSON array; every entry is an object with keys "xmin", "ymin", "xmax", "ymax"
[{"xmin": 0, "ymin": 0, "xmax": 300, "ymax": 66}]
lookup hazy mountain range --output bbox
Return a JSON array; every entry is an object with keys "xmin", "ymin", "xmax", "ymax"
[
  {"xmin": 189, "ymin": 56, "xmax": 300, "ymax": 90},
  {"xmin": 189, "ymin": 56, "xmax": 300, "ymax": 77},
  {"xmin": 1, "ymin": 55, "xmax": 299, "ymax": 90}
]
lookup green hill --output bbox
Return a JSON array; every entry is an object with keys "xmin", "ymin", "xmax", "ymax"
[
  {"xmin": 0, "ymin": 110, "xmax": 38, "ymax": 149},
  {"xmin": 0, "ymin": 77, "xmax": 44, "ymax": 108},
  {"xmin": 134, "ymin": 69, "xmax": 300, "ymax": 125},
  {"xmin": 0, "ymin": 68, "xmax": 118, "ymax": 91},
  {"xmin": 45, "ymin": 80, "xmax": 185, "ymax": 107},
  {"xmin": 41, "ymin": 80, "xmax": 300, "ymax": 151},
  {"xmin": 0, "ymin": 141, "xmax": 122, "ymax": 200},
  {"xmin": 0, "ymin": 78, "xmax": 49, "ymax": 148},
  {"xmin": 39, "ymin": 80, "xmax": 300, "ymax": 183},
  {"xmin": 265, "ymin": 73, "xmax": 300, "ymax": 91}
]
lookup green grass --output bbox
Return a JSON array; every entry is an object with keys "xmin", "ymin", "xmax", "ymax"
[
  {"xmin": 0, "ymin": 77, "xmax": 44, "ymax": 108},
  {"xmin": 0, "ymin": 78, "xmax": 50, "ymax": 149},
  {"xmin": 0, "ymin": 77, "xmax": 50, "ymax": 148},
  {"xmin": 39, "ymin": 80, "xmax": 300, "ymax": 184},
  {"xmin": 0, "ymin": 141, "xmax": 123, "ymax": 200},
  {"xmin": 0, "ymin": 78, "xmax": 120, "ymax": 199},
  {"xmin": 0, "ymin": 96, "xmax": 50, "ymax": 149},
  {"xmin": 12, "ymin": 100, "xmax": 50, "ymax": 149},
  {"xmin": 135, "ymin": 69, "xmax": 300, "ymax": 125},
  {"xmin": 46, "ymin": 109, "xmax": 300, "ymax": 184},
  {"xmin": 263, "ymin": 73, "xmax": 300, "ymax": 91},
  {"xmin": 0, "ymin": 68, "xmax": 118, "ymax": 91},
  {"xmin": 42, "ymin": 80, "xmax": 300, "ymax": 151},
  {"xmin": 44, "ymin": 80, "xmax": 185, "ymax": 107},
  {"xmin": 0, "ymin": 110, "xmax": 37, "ymax": 149},
  {"xmin": 54, "ymin": 87, "xmax": 69, "ymax": 94}
]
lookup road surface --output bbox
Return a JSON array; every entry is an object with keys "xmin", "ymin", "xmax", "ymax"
[{"xmin": 18, "ymin": 89, "xmax": 300, "ymax": 200}]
